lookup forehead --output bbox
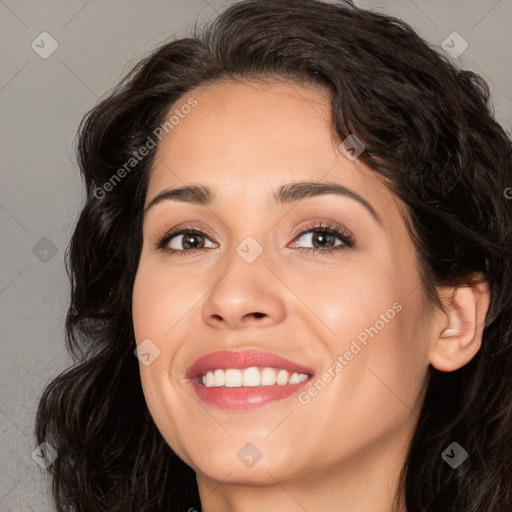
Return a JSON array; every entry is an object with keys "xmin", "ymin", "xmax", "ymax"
[
  {"xmin": 147, "ymin": 79, "xmax": 405, "ymax": 227},
  {"xmin": 158, "ymin": 79, "xmax": 336, "ymax": 161}
]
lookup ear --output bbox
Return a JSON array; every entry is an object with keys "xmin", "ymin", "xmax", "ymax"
[{"xmin": 429, "ymin": 278, "xmax": 491, "ymax": 372}]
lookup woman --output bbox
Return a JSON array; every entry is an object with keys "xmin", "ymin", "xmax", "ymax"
[{"xmin": 35, "ymin": 0, "xmax": 512, "ymax": 510}]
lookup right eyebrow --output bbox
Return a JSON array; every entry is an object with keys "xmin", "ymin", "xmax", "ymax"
[{"xmin": 143, "ymin": 185, "xmax": 214, "ymax": 218}]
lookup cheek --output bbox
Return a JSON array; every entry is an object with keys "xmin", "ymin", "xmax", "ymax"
[
  {"xmin": 131, "ymin": 262, "xmax": 194, "ymax": 454},
  {"xmin": 132, "ymin": 259, "xmax": 202, "ymax": 341},
  {"xmin": 313, "ymin": 264, "xmax": 430, "ymax": 406},
  {"xmin": 301, "ymin": 264, "xmax": 403, "ymax": 351}
]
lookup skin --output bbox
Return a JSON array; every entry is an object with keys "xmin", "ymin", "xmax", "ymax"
[{"xmin": 132, "ymin": 79, "xmax": 490, "ymax": 512}]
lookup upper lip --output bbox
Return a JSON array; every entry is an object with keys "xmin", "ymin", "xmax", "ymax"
[{"xmin": 186, "ymin": 350, "xmax": 315, "ymax": 379}]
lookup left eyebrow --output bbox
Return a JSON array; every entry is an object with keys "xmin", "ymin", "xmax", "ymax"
[
  {"xmin": 274, "ymin": 181, "xmax": 382, "ymax": 225},
  {"xmin": 143, "ymin": 180, "xmax": 382, "ymax": 226}
]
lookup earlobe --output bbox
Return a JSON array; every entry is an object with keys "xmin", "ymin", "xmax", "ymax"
[{"xmin": 429, "ymin": 280, "xmax": 491, "ymax": 372}]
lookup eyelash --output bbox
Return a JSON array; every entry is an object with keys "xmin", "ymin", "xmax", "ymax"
[{"xmin": 155, "ymin": 221, "xmax": 355, "ymax": 257}]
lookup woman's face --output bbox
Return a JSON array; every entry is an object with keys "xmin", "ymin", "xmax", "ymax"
[{"xmin": 132, "ymin": 79, "xmax": 434, "ymax": 490}]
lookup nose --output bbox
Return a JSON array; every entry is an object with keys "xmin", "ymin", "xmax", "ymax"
[{"xmin": 201, "ymin": 245, "xmax": 286, "ymax": 329}]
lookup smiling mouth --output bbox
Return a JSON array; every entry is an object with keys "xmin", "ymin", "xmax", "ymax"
[
  {"xmin": 185, "ymin": 349, "xmax": 315, "ymax": 409},
  {"xmin": 195, "ymin": 366, "xmax": 312, "ymax": 387}
]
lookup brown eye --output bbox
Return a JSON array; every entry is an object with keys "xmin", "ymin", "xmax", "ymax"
[
  {"xmin": 157, "ymin": 228, "xmax": 217, "ymax": 254},
  {"xmin": 296, "ymin": 230, "xmax": 343, "ymax": 249},
  {"xmin": 289, "ymin": 222, "xmax": 355, "ymax": 254},
  {"xmin": 175, "ymin": 232, "xmax": 205, "ymax": 250}
]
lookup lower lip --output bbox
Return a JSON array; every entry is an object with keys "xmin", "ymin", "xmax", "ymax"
[{"xmin": 189, "ymin": 378, "xmax": 311, "ymax": 410}]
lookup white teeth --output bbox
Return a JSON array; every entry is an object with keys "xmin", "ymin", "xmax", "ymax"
[
  {"xmin": 288, "ymin": 372, "xmax": 308, "ymax": 384},
  {"xmin": 205, "ymin": 371, "xmax": 215, "ymax": 387},
  {"xmin": 261, "ymin": 367, "xmax": 276, "ymax": 386},
  {"xmin": 242, "ymin": 367, "xmax": 261, "ymax": 387},
  {"xmin": 224, "ymin": 369, "xmax": 242, "ymax": 387},
  {"xmin": 276, "ymin": 369, "xmax": 289, "ymax": 385},
  {"xmin": 213, "ymin": 369, "xmax": 225, "ymax": 386},
  {"xmin": 199, "ymin": 367, "xmax": 310, "ymax": 388}
]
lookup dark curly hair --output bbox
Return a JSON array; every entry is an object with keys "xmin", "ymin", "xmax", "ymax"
[{"xmin": 35, "ymin": 0, "xmax": 512, "ymax": 510}]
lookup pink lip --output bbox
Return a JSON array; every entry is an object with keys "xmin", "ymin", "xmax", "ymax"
[
  {"xmin": 185, "ymin": 350, "xmax": 315, "ymax": 410},
  {"xmin": 186, "ymin": 350, "xmax": 314, "ymax": 379}
]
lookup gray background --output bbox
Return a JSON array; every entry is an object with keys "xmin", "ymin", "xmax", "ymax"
[{"xmin": 1, "ymin": 0, "xmax": 510, "ymax": 510}]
